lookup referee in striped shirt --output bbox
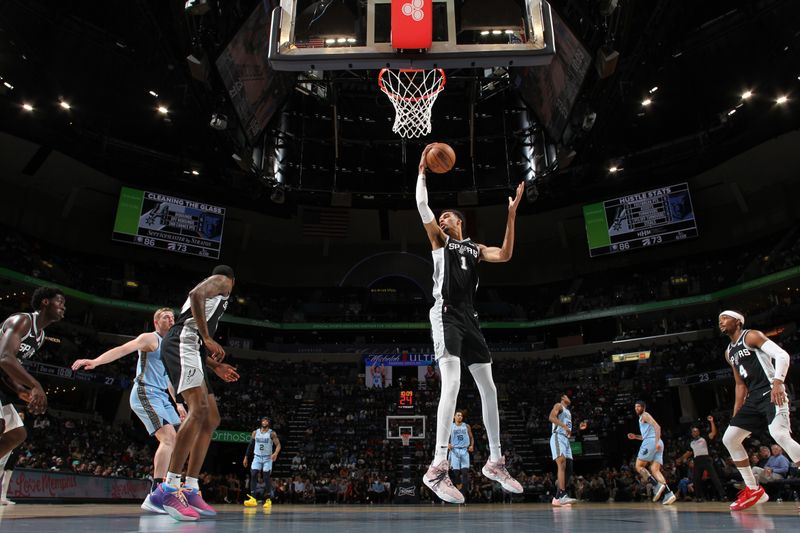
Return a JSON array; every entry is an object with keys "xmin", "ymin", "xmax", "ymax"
[{"xmin": 679, "ymin": 415, "xmax": 726, "ymax": 501}]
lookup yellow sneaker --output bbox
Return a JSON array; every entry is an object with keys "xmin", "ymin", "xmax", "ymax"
[
  {"xmin": 262, "ymin": 498, "xmax": 272, "ymax": 509},
  {"xmin": 243, "ymin": 494, "xmax": 257, "ymax": 507}
]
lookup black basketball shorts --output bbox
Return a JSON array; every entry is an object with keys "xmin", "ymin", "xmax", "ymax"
[
  {"xmin": 161, "ymin": 325, "xmax": 215, "ymax": 396},
  {"xmin": 729, "ymin": 388, "xmax": 790, "ymax": 433},
  {"xmin": 429, "ymin": 301, "xmax": 492, "ymax": 365}
]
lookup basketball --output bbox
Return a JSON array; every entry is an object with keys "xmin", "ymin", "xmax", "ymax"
[{"xmin": 425, "ymin": 143, "xmax": 456, "ymax": 173}]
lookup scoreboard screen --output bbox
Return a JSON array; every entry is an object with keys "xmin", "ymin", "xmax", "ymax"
[
  {"xmin": 583, "ymin": 182, "xmax": 698, "ymax": 257},
  {"xmin": 398, "ymin": 390, "xmax": 414, "ymax": 410},
  {"xmin": 112, "ymin": 187, "xmax": 225, "ymax": 259}
]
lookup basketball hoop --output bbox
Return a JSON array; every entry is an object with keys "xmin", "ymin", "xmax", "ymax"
[
  {"xmin": 400, "ymin": 432, "xmax": 412, "ymax": 447},
  {"xmin": 378, "ymin": 68, "xmax": 446, "ymax": 138}
]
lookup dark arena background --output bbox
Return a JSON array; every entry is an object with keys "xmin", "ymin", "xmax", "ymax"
[{"xmin": 0, "ymin": 0, "xmax": 799, "ymax": 531}]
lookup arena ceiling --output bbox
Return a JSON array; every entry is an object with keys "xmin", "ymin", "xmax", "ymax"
[{"xmin": 0, "ymin": 0, "xmax": 798, "ymax": 214}]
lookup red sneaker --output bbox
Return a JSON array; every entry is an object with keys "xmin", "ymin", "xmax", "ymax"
[{"xmin": 729, "ymin": 486, "xmax": 768, "ymax": 511}]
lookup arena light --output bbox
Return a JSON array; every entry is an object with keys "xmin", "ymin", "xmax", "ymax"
[
  {"xmin": 22, "ymin": 102, "xmax": 34, "ymax": 112},
  {"xmin": 649, "ymin": 86, "xmax": 659, "ymax": 93},
  {"xmin": 608, "ymin": 166, "xmax": 622, "ymax": 173},
  {"xmin": 775, "ymin": 95, "xmax": 788, "ymax": 105},
  {"xmin": 492, "ymin": 30, "xmax": 502, "ymax": 35},
  {"xmin": 504, "ymin": 29, "xmax": 514, "ymax": 34},
  {"xmin": 641, "ymin": 98, "xmax": 652, "ymax": 107},
  {"xmin": 337, "ymin": 37, "xmax": 347, "ymax": 43},
  {"xmin": 157, "ymin": 105, "xmax": 169, "ymax": 115},
  {"xmin": 3, "ymin": 81, "xmax": 13, "ymax": 90},
  {"xmin": 191, "ymin": 169, "xmax": 200, "ymax": 176},
  {"xmin": 741, "ymin": 90, "xmax": 753, "ymax": 100},
  {"xmin": 148, "ymin": 90, "xmax": 159, "ymax": 97},
  {"xmin": 325, "ymin": 38, "xmax": 336, "ymax": 44},
  {"xmin": 59, "ymin": 101, "xmax": 71, "ymax": 110},
  {"xmin": 480, "ymin": 30, "xmax": 489, "ymax": 36},
  {"xmin": 727, "ymin": 108, "xmax": 736, "ymax": 116}
]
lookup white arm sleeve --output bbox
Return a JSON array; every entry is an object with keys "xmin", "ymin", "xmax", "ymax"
[
  {"xmin": 415, "ymin": 173, "xmax": 435, "ymax": 224},
  {"xmin": 761, "ymin": 339, "xmax": 790, "ymax": 382}
]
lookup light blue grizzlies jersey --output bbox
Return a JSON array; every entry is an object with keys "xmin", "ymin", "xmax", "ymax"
[
  {"xmin": 552, "ymin": 405, "xmax": 572, "ymax": 436},
  {"xmin": 254, "ymin": 429, "xmax": 273, "ymax": 458},
  {"xmin": 451, "ymin": 423, "xmax": 469, "ymax": 449},
  {"xmin": 135, "ymin": 333, "xmax": 169, "ymax": 390},
  {"xmin": 639, "ymin": 414, "xmax": 656, "ymax": 441}
]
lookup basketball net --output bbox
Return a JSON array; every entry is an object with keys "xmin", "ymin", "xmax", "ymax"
[
  {"xmin": 400, "ymin": 432, "xmax": 412, "ymax": 447},
  {"xmin": 378, "ymin": 68, "xmax": 446, "ymax": 138}
]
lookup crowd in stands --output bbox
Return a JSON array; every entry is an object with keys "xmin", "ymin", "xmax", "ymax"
[
  {"xmin": 2, "ymin": 225, "xmax": 800, "ymax": 505},
  {"xmin": 3, "ymin": 226, "xmax": 800, "ymax": 328},
  {"xmin": 5, "ymin": 325, "xmax": 799, "ymax": 504}
]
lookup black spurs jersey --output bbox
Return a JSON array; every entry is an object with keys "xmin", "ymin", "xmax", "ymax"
[
  {"xmin": 0, "ymin": 312, "xmax": 46, "ymax": 396},
  {"xmin": 1, "ymin": 312, "xmax": 46, "ymax": 360},
  {"xmin": 727, "ymin": 329, "xmax": 774, "ymax": 394},
  {"xmin": 175, "ymin": 292, "xmax": 229, "ymax": 337},
  {"xmin": 431, "ymin": 237, "xmax": 480, "ymax": 308}
]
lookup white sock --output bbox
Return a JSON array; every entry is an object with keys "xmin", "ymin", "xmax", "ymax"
[
  {"xmin": 1, "ymin": 470, "xmax": 11, "ymax": 501},
  {"xmin": 737, "ymin": 466, "xmax": 758, "ymax": 490},
  {"xmin": 184, "ymin": 476, "xmax": 199, "ymax": 490},
  {"xmin": 469, "ymin": 363, "xmax": 502, "ymax": 462},
  {"xmin": 166, "ymin": 471, "xmax": 182, "ymax": 489},
  {"xmin": 433, "ymin": 356, "xmax": 461, "ymax": 466}
]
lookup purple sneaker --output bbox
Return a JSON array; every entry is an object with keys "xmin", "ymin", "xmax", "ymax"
[
  {"xmin": 159, "ymin": 484, "xmax": 200, "ymax": 521},
  {"xmin": 141, "ymin": 489, "xmax": 167, "ymax": 514},
  {"xmin": 185, "ymin": 488, "xmax": 217, "ymax": 517}
]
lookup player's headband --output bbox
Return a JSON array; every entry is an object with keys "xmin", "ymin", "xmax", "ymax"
[{"xmin": 719, "ymin": 310, "xmax": 745, "ymax": 325}]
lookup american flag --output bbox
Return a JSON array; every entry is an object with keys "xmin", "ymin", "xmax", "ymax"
[
  {"xmin": 294, "ymin": 39, "xmax": 326, "ymax": 49},
  {"xmin": 302, "ymin": 208, "xmax": 349, "ymax": 238}
]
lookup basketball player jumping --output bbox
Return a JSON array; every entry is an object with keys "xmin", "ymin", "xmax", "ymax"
[
  {"xmin": 71, "ymin": 307, "xmax": 224, "ymax": 514},
  {"xmin": 416, "ymin": 144, "xmax": 525, "ymax": 504},
  {"xmin": 448, "ymin": 410, "xmax": 473, "ymax": 497},
  {"xmin": 0, "ymin": 288, "xmax": 64, "ymax": 474},
  {"xmin": 156, "ymin": 265, "xmax": 239, "ymax": 521},
  {"xmin": 549, "ymin": 394, "xmax": 579, "ymax": 506},
  {"xmin": 243, "ymin": 416, "xmax": 281, "ymax": 509},
  {"xmin": 718, "ymin": 310, "xmax": 800, "ymax": 511},
  {"xmin": 627, "ymin": 400, "xmax": 677, "ymax": 505}
]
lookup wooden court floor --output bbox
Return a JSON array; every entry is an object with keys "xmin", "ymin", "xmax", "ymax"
[{"xmin": 0, "ymin": 502, "xmax": 797, "ymax": 532}]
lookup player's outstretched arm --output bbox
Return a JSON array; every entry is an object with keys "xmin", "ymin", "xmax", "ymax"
[
  {"xmin": 416, "ymin": 145, "xmax": 447, "ymax": 249},
  {"xmin": 479, "ymin": 181, "xmax": 524, "ymax": 263},
  {"xmin": 72, "ymin": 333, "xmax": 157, "ymax": 371}
]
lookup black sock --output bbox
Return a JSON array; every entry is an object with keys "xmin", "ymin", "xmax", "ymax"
[{"xmin": 152, "ymin": 478, "xmax": 164, "ymax": 491}]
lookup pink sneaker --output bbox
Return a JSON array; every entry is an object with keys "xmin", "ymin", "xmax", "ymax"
[
  {"xmin": 482, "ymin": 457, "xmax": 523, "ymax": 493},
  {"xmin": 185, "ymin": 488, "xmax": 217, "ymax": 517},
  {"xmin": 159, "ymin": 484, "xmax": 200, "ymax": 521},
  {"xmin": 423, "ymin": 460, "xmax": 465, "ymax": 504}
]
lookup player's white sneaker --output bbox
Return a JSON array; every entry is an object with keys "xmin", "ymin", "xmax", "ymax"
[
  {"xmin": 423, "ymin": 460, "xmax": 465, "ymax": 504},
  {"xmin": 482, "ymin": 457, "xmax": 523, "ymax": 493},
  {"xmin": 661, "ymin": 491, "xmax": 677, "ymax": 505},
  {"xmin": 552, "ymin": 494, "xmax": 577, "ymax": 506},
  {"xmin": 652, "ymin": 482, "xmax": 666, "ymax": 502}
]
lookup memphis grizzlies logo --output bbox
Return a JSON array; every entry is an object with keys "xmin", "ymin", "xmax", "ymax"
[{"xmin": 641, "ymin": 447, "xmax": 649, "ymax": 455}]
